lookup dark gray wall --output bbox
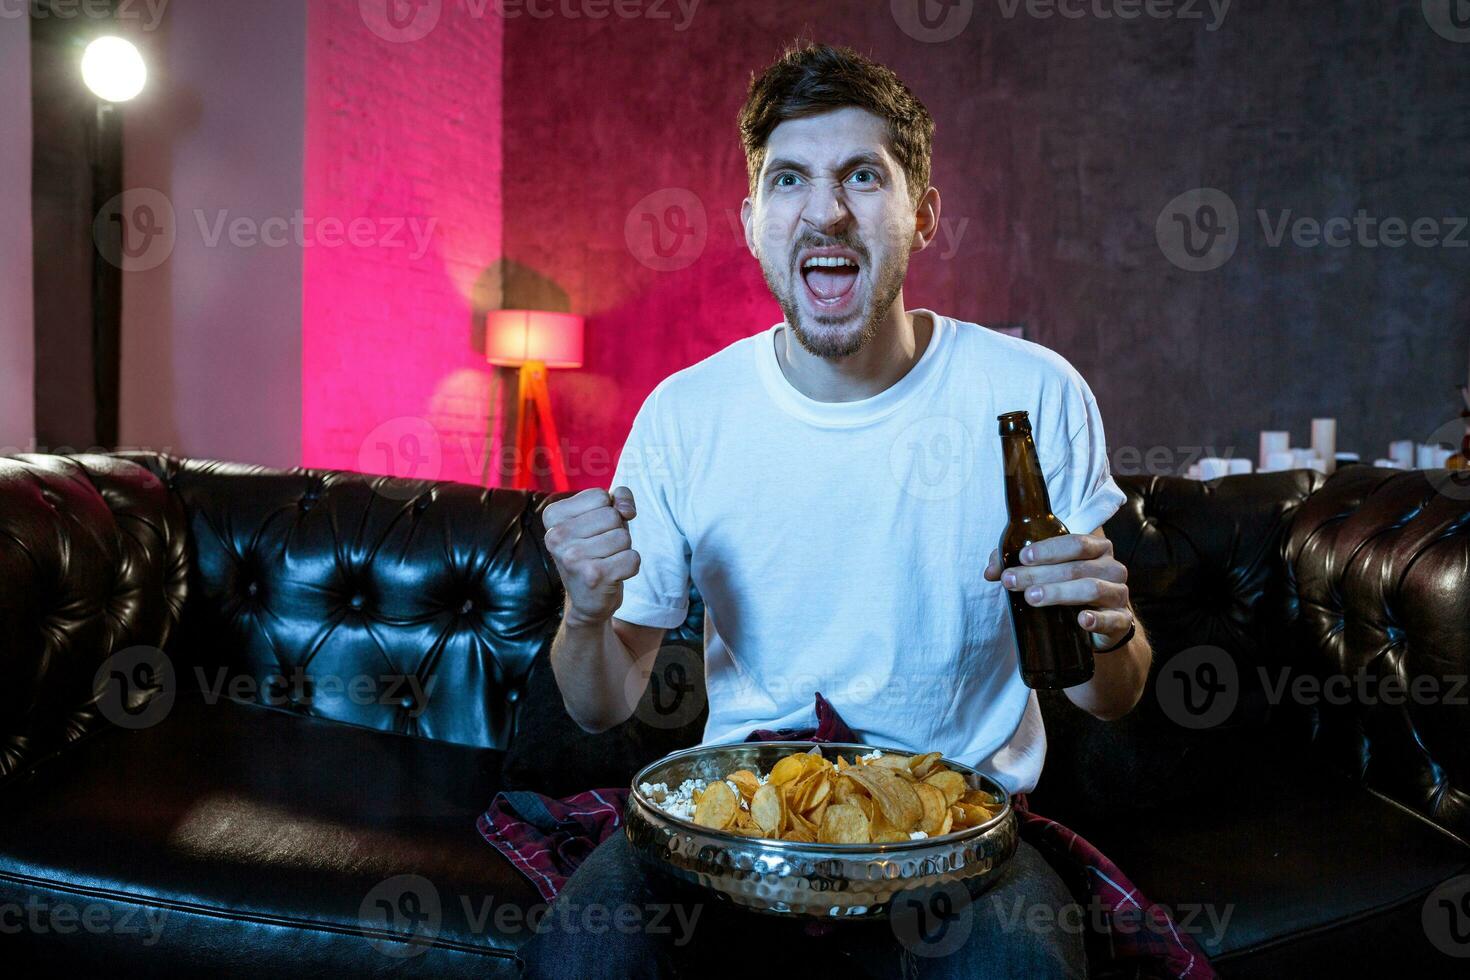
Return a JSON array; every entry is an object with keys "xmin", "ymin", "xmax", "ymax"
[{"xmin": 912, "ymin": 0, "xmax": 1470, "ymax": 471}]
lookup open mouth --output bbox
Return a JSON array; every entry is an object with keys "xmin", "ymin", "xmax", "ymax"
[{"xmin": 799, "ymin": 250, "xmax": 862, "ymax": 314}]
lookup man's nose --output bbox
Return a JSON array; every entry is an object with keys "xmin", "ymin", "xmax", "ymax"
[{"xmin": 801, "ymin": 181, "xmax": 852, "ymax": 236}]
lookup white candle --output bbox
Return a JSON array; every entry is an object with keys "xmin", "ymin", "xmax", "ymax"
[
  {"xmin": 1310, "ymin": 419, "xmax": 1336, "ymax": 475},
  {"xmin": 1259, "ymin": 431, "xmax": 1290, "ymax": 470}
]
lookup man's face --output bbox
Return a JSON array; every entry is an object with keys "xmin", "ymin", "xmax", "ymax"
[{"xmin": 742, "ymin": 106, "xmax": 923, "ymax": 359}]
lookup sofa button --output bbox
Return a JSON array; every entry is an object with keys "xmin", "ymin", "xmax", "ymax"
[
  {"xmin": 350, "ymin": 594, "xmax": 365, "ymax": 611},
  {"xmin": 247, "ymin": 582, "xmax": 259, "ymax": 598},
  {"xmin": 506, "ymin": 688, "xmax": 521, "ymax": 703},
  {"xmin": 460, "ymin": 599, "xmax": 474, "ymax": 615},
  {"xmin": 399, "ymin": 696, "xmax": 414, "ymax": 710}
]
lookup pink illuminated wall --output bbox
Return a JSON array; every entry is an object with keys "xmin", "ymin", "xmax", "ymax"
[
  {"xmin": 303, "ymin": 0, "xmax": 503, "ymax": 486},
  {"xmin": 500, "ymin": 6, "xmax": 981, "ymax": 491}
]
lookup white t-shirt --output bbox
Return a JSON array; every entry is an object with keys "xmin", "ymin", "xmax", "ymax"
[{"xmin": 610, "ymin": 310, "xmax": 1126, "ymax": 793}]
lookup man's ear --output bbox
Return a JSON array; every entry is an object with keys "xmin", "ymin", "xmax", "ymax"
[
  {"xmin": 911, "ymin": 186, "xmax": 942, "ymax": 254},
  {"xmin": 740, "ymin": 197, "xmax": 758, "ymax": 256}
]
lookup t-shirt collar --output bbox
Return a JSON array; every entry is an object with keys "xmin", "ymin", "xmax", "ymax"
[{"xmin": 754, "ymin": 309, "xmax": 952, "ymax": 427}]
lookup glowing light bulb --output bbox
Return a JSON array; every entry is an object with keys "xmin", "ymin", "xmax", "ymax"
[{"xmin": 81, "ymin": 36, "xmax": 147, "ymax": 103}]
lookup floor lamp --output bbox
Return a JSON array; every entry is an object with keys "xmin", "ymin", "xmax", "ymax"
[{"xmin": 485, "ymin": 310, "xmax": 584, "ymax": 492}]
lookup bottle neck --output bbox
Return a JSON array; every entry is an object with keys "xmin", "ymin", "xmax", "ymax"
[{"xmin": 1001, "ymin": 430, "xmax": 1055, "ymax": 519}]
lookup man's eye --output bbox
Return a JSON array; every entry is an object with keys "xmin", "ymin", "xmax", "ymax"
[
  {"xmin": 773, "ymin": 173, "xmax": 800, "ymax": 188},
  {"xmin": 848, "ymin": 169, "xmax": 879, "ymax": 185}
]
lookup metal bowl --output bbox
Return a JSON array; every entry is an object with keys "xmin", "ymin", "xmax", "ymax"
[{"xmin": 625, "ymin": 741, "xmax": 1018, "ymax": 919}]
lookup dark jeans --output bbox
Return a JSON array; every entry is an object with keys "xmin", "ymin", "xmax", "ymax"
[{"xmin": 516, "ymin": 831, "xmax": 1087, "ymax": 980}]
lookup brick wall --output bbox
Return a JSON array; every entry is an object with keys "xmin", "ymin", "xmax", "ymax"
[{"xmin": 303, "ymin": 0, "xmax": 504, "ymax": 485}]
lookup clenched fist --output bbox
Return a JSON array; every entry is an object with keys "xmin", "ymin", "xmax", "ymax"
[{"xmin": 543, "ymin": 486, "xmax": 641, "ymax": 629}]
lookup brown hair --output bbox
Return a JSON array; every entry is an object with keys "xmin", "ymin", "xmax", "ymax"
[{"xmin": 738, "ymin": 42, "xmax": 935, "ymax": 204}]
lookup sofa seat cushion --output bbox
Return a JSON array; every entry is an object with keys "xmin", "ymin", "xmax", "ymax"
[
  {"xmin": 0, "ymin": 696, "xmax": 542, "ymax": 976},
  {"xmin": 1071, "ymin": 764, "xmax": 1470, "ymax": 976}
]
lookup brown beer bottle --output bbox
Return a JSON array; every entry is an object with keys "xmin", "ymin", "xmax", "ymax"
[{"xmin": 998, "ymin": 411, "xmax": 1095, "ymax": 689}]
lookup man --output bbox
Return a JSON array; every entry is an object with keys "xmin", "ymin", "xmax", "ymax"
[{"xmin": 519, "ymin": 42, "xmax": 1150, "ymax": 979}]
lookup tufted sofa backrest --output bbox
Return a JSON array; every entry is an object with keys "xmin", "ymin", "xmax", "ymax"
[
  {"xmin": 1284, "ymin": 466, "xmax": 1470, "ymax": 839},
  {"xmin": 0, "ymin": 455, "xmax": 187, "ymax": 782},
  {"xmin": 115, "ymin": 453, "xmax": 565, "ymax": 752},
  {"xmin": 1030, "ymin": 469, "xmax": 1326, "ymax": 818}
]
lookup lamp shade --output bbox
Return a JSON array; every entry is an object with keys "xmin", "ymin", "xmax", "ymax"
[{"xmin": 485, "ymin": 310, "xmax": 584, "ymax": 368}]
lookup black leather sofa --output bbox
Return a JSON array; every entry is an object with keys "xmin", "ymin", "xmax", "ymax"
[{"xmin": 1, "ymin": 452, "xmax": 1467, "ymax": 977}]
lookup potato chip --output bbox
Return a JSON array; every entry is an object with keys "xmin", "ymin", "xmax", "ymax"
[
  {"xmin": 844, "ymin": 765, "xmax": 922, "ymax": 830},
  {"xmin": 768, "ymin": 755, "xmax": 806, "ymax": 786},
  {"xmin": 818, "ymin": 803, "xmax": 871, "ymax": 844},
  {"xmin": 912, "ymin": 781, "xmax": 948, "ymax": 836},
  {"xmin": 727, "ymin": 770, "xmax": 761, "ymax": 800},
  {"xmin": 961, "ymin": 788, "xmax": 1003, "ymax": 808},
  {"xmin": 664, "ymin": 746, "xmax": 1006, "ymax": 845},
  {"xmin": 951, "ymin": 801, "xmax": 995, "ymax": 828},
  {"xmin": 693, "ymin": 780, "xmax": 738, "ymax": 830},
  {"xmin": 750, "ymin": 783, "xmax": 784, "ymax": 835},
  {"xmin": 922, "ymin": 769, "xmax": 967, "ymax": 807}
]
